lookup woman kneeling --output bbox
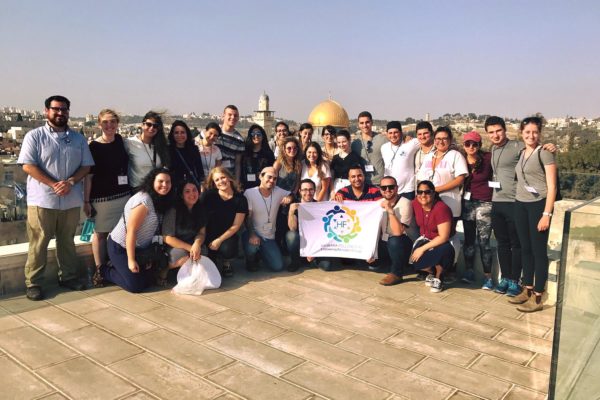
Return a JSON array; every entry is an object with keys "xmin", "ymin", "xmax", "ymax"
[{"xmin": 411, "ymin": 180, "xmax": 455, "ymax": 293}]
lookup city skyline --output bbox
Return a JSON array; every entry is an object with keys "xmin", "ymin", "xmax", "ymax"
[{"xmin": 1, "ymin": 0, "xmax": 599, "ymax": 121}]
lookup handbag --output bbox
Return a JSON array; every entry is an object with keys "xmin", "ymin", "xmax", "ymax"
[{"xmin": 121, "ymin": 211, "xmax": 169, "ymax": 271}]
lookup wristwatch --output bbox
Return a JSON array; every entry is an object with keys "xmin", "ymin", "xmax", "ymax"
[{"xmin": 542, "ymin": 212, "xmax": 553, "ymax": 217}]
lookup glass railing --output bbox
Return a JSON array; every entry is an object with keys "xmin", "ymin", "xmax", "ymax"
[{"xmin": 550, "ymin": 196, "xmax": 600, "ymax": 399}]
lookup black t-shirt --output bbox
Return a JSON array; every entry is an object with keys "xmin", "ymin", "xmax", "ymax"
[
  {"xmin": 330, "ymin": 152, "xmax": 362, "ymax": 180},
  {"xmin": 241, "ymin": 148, "xmax": 275, "ymax": 189},
  {"xmin": 200, "ymin": 189, "xmax": 248, "ymax": 242},
  {"xmin": 168, "ymin": 145, "xmax": 205, "ymax": 190},
  {"xmin": 89, "ymin": 134, "xmax": 131, "ymax": 199}
]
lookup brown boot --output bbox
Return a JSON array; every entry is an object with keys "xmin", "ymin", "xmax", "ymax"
[
  {"xmin": 508, "ymin": 288, "xmax": 531, "ymax": 304},
  {"xmin": 379, "ymin": 273, "xmax": 403, "ymax": 286},
  {"xmin": 517, "ymin": 294, "xmax": 543, "ymax": 313}
]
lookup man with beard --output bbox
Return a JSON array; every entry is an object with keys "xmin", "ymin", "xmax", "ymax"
[
  {"xmin": 380, "ymin": 121, "xmax": 420, "ymax": 200},
  {"xmin": 18, "ymin": 95, "xmax": 94, "ymax": 300}
]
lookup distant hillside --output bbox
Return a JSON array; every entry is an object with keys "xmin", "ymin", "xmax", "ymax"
[{"xmin": 558, "ymin": 141, "xmax": 600, "ymax": 200}]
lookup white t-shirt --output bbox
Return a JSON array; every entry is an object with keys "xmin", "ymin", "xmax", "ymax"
[
  {"xmin": 381, "ymin": 138, "xmax": 420, "ymax": 195},
  {"xmin": 415, "ymin": 149, "xmax": 468, "ymax": 217},
  {"xmin": 196, "ymin": 141, "xmax": 222, "ymax": 177},
  {"xmin": 380, "ymin": 196, "xmax": 419, "ymax": 242},
  {"xmin": 244, "ymin": 186, "xmax": 290, "ymax": 239},
  {"xmin": 301, "ymin": 163, "xmax": 331, "ymax": 200},
  {"xmin": 124, "ymin": 136, "xmax": 163, "ymax": 188}
]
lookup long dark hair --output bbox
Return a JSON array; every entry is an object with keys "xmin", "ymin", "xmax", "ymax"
[
  {"xmin": 303, "ymin": 141, "xmax": 326, "ymax": 180},
  {"xmin": 244, "ymin": 124, "xmax": 270, "ymax": 154},
  {"xmin": 174, "ymin": 180, "xmax": 204, "ymax": 234},
  {"xmin": 140, "ymin": 167, "xmax": 174, "ymax": 213},
  {"xmin": 142, "ymin": 111, "xmax": 170, "ymax": 167}
]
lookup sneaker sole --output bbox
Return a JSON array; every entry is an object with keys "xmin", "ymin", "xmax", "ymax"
[
  {"xmin": 430, "ymin": 287, "xmax": 443, "ymax": 293},
  {"xmin": 494, "ymin": 289, "xmax": 507, "ymax": 294},
  {"xmin": 482, "ymin": 286, "xmax": 494, "ymax": 291}
]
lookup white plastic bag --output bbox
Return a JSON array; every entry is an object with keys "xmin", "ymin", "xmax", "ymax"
[{"xmin": 172, "ymin": 256, "xmax": 222, "ymax": 295}]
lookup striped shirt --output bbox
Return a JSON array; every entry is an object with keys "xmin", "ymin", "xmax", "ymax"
[
  {"xmin": 336, "ymin": 183, "xmax": 383, "ymax": 202},
  {"xmin": 216, "ymin": 129, "xmax": 245, "ymax": 173},
  {"xmin": 109, "ymin": 191, "xmax": 159, "ymax": 248}
]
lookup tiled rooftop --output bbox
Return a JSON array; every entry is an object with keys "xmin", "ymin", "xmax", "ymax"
[{"xmin": 0, "ymin": 265, "xmax": 554, "ymax": 400}]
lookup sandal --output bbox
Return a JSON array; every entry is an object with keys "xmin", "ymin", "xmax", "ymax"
[{"xmin": 92, "ymin": 266, "xmax": 104, "ymax": 288}]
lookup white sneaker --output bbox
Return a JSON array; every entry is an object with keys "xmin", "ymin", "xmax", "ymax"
[
  {"xmin": 425, "ymin": 274, "xmax": 435, "ymax": 287},
  {"xmin": 430, "ymin": 278, "xmax": 443, "ymax": 293}
]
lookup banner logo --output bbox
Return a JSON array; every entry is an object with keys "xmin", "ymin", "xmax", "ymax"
[{"xmin": 322, "ymin": 205, "xmax": 361, "ymax": 243}]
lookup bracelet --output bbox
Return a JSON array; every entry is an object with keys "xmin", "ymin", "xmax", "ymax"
[{"xmin": 542, "ymin": 212, "xmax": 553, "ymax": 217}]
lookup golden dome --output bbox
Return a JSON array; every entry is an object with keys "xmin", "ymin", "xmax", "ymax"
[{"xmin": 308, "ymin": 99, "xmax": 350, "ymax": 128}]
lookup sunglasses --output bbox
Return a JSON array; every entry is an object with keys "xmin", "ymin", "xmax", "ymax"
[
  {"xmin": 285, "ymin": 146, "xmax": 297, "ymax": 151},
  {"xmin": 417, "ymin": 189, "xmax": 433, "ymax": 195},
  {"xmin": 250, "ymin": 131, "xmax": 262, "ymax": 137},
  {"xmin": 366, "ymin": 141, "xmax": 373, "ymax": 152},
  {"xmin": 380, "ymin": 185, "xmax": 397, "ymax": 192},
  {"xmin": 143, "ymin": 122, "xmax": 159, "ymax": 129},
  {"xmin": 464, "ymin": 141, "xmax": 480, "ymax": 148}
]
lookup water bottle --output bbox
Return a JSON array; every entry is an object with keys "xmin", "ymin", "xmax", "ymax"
[{"xmin": 80, "ymin": 218, "xmax": 95, "ymax": 242}]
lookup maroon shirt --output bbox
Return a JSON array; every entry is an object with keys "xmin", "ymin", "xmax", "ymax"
[
  {"xmin": 465, "ymin": 151, "xmax": 493, "ymax": 202},
  {"xmin": 412, "ymin": 199, "xmax": 453, "ymax": 240}
]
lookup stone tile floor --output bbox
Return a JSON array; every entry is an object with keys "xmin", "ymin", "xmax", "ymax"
[{"xmin": 0, "ymin": 266, "xmax": 555, "ymax": 400}]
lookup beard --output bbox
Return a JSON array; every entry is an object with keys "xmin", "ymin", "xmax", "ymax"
[{"xmin": 48, "ymin": 114, "xmax": 68, "ymax": 128}]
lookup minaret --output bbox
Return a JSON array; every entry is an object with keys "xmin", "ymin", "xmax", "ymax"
[{"xmin": 253, "ymin": 91, "xmax": 275, "ymax": 137}]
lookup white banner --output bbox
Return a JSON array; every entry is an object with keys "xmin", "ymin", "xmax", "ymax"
[{"xmin": 299, "ymin": 201, "xmax": 383, "ymax": 259}]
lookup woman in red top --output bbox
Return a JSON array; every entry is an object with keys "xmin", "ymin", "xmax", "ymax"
[
  {"xmin": 411, "ymin": 180, "xmax": 455, "ymax": 293},
  {"xmin": 459, "ymin": 131, "xmax": 499, "ymax": 292}
]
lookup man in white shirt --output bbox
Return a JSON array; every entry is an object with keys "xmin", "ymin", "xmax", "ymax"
[
  {"xmin": 377, "ymin": 176, "xmax": 417, "ymax": 285},
  {"xmin": 380, "ymin": 121, "xmax": 420, "ymax": 200},
  {"xmin": 243, "ymin": 167, "xmax": 291, "ymax": 271}
]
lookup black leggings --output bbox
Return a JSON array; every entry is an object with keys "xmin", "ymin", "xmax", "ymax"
[
  {"xmin": 514, "ymin": 199, "xmax": 549, "ymax": 293},
  {"xmin": 491, "ymin": 201, "xmax": 522, "ymax": 281}
]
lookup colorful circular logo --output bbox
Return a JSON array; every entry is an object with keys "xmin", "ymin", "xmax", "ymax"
[{"xmin": 322, "ymin": 205, "xmax": 361, "ymax": 243}]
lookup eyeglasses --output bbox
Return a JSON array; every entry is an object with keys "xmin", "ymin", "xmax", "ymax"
[
  {"xmin": 417, "ymin": 189, "xmax": 433, "ymax": 195},
  {"xmin": 463, "ymin": 141, "xmax": 480, "ymax": 148},
  {"xmin": 434, "ymin": 137, "xmax": 449, "ymax": 142},
  {"xmin": 250, "ymin": 131, "xmax": 262, "ymax": 137},
  {"xmin": 49, "ymin": 106, "xmax": 69, "ymax": 113},
  {"xmin": 322, "ymin": 132, "xmax": 332, "ymax": 136},
  {"xmin": 380, "ymin": 185, "xmax": 397, "ymax": 192},
  {"xmin": 143, "ymin": 122, "xmax": 159, "ymax": 129}
]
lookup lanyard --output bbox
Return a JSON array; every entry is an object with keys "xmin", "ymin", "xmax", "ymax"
[
  {"xmin": 387, "ymin": 144, "xmax": 401, "ymax": 169},
  {"xmin": 429, "ymin": 150, "xmax": 448, "ymax": 181},
  {"xmin": 260, "ymin": 192, "xmax": 274, "ymax": 223},
  {"xmin": 491, "ymin": 143, "xmax": 507, "ymax": 179},
  {"xmin": 142, "ymin": 142, "xmax": 156, "ymax": 168},
  {"xmin": 520, "ymin": 146, "xmax": 540, "ymax": 187},
  {"xmin": 200, "ymin": 144, "xmax": 213, "ymax": 173}
]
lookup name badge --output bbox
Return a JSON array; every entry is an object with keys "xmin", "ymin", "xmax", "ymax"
[
  {"xmin": 525, "ymin": 185, "xmax": 539, "ymax": 194},
  {"xmin": 118, "ymin": 175, "xmax": 128, "ymax": 185},
  {"xmin": 247, "ymin": 174, "xmax": 256, "ymax": 182},
  {"xmin": 365, "ymin": 164, "xmax": 374, "ymax": 172},
  {"xmin": 488, "ymin": 181, "xmax": 501, "ymax": 189},
  {"xmin": 463, "ymin": 191, "xmax": 471, "ymax": 201},
  {"xmin": 263, "ymin": 222, "xmax": 273, "ymax": 231},
  {"xmin": 381, "ymin": 233, "xmax": 389, "ymax": 242}
]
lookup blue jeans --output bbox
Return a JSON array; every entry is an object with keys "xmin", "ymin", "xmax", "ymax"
[
  {"xmin": 285, "ymin": 230, "xmax": 332, "ymax": 271},
  {"xmin": 243, "ymin": 231, "xmax": 284, "ymax": 271},
  {"xmin": 103, "ymin": 236, "xmax": 155, "ymax": 293},
  {"xmin": 379, "ymin": 235, "xmax": 413, "ymax": 276}
]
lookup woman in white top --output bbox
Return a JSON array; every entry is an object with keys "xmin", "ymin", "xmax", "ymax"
[
  {"xmin": 301, "ymin": 142, "xmax": 331, "ymax": 201},
  {"xmin": 416, "ymin": 126, "xmax": 468, "ymax": 219},
  {"xmin": 125, "ymin": 111, "xmax": 169, "ymax": 189},
  {"xmin": 196, "ymin": 122, "xmax": 222, "ymax": 178}
]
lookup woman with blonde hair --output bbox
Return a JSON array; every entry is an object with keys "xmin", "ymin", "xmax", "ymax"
[
  {"xmin": 84, "ymin": 109, "xmax": 131, "ymax": 283},
  {"xmin": 199, "ymin": 166, "xmax": 248, "ymax": 277}
]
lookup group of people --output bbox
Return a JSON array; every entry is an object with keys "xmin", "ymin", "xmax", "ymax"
[{"xmin": 18, "ymin": 96, "xmax": 558, "ymax": 313}]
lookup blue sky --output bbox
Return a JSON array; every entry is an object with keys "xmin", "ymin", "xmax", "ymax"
[{"xmin": 1, "ymin": 0, "xmax": 598, "ymax": 121}]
